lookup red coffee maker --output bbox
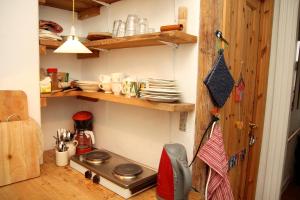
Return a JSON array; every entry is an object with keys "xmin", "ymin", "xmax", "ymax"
[{"xmin": 72, "ymin": 111, "xmax": 94, "ymax": 155}]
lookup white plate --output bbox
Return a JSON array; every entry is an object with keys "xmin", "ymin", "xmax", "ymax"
[
  {"xmin": 141, "ymin": 96, "xmax": 180, "ymax": 103},
  {"xmin": 148, "ymin": 78, "xmax": 176, "ymax": 82},
  {"xmin": 141, "ymin": 94, "xmax": 181, "ymax": 99},
  {"xmin": 148, "ymin": 84, "xmax": 177, "ymax": 88},
  {"xmin": 141, "ymin": 88, "xmax": 182, "ymax": 94},
  {"xmin": 148, "ymin": 86, "xmax": 178, "ymax": 89},
  {"xmin": 140, "ymin": 92, "xmax": 181, "ymax": 97},
  {"xmin": 77, "ymin": 81, "xmax": 99, "ymax": 85}
]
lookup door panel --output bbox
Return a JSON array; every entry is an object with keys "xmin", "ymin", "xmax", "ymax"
[{"xmin": 222, "ymin": 0, "xmax": 261, "ymax": 199}]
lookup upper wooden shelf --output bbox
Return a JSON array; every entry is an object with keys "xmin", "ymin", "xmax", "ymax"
[
  {"xmin": 39, "ymin": 39, "xmax": 100, "ymax": 59},
  {"xmin": 39, "ymin": 0, "xmax": 122, "ymax": 20},
  {"xmin": 40, "ymin": 91, "xmax": 195, "ymax": 112},
  {"xmin": 84, "ymin": 31, "xmax": 197, "ymax": 50},
  {"xmin": 40, "ymin": 39, "xmax": 62, "ymax": 49},
  {"xmin": 39, "ymin": 31, "xmax": 197, "ymax": 57}
]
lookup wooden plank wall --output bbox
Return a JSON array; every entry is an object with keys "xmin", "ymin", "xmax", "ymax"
[
  {"xmin": 192, "ymin": 0, "xmax": 224, "ymax": 197},
  {"xmin": 193, "ymin": 1, "xmax": 274, "ymax": 199}
]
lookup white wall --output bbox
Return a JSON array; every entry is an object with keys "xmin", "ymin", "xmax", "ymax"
[
  {"xmin": 40, "ymin": 51, "xmax": 83, "ymax": 150},
  {"xmin": 39, "ymin": 6, "xmax": 83, "ymax": 150},
  {"xmin": 79, "ymin": 0, "xmax": 199, "ymax": 169},
  {"xmin": 39, "ymin": 5, "xmax": 83, "ymax": 36},
  {"xmin": 0, "ymin": 0, "xmax": 40, "ymax": 123},
  {"xmin": 40, "ymin": 0, "xmax": 199, "ymax": 169}
]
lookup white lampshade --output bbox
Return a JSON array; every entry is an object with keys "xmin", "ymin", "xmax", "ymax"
[{"xmin": 54, "ymin": 26, "xmax": 92, "ymax": 54}]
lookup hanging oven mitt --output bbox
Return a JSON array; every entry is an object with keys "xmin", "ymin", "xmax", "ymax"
[{"xmin": 204, "ymin": 49, "xmax": 234, "ymax": 108}]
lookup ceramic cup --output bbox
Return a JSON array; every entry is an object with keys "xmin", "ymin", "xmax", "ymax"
[
  {"xmin": 66, "ymin": 140, "xmax": 78, "ymax": 158},
  {"xmin": 112, "ymin": 82, "xmax": 122, "ymax": 95},
  {"xmin": 111, "ymin": 73, "xmax": 124, "ymax": 82},
  {"xmin": 98, "ymin": 74, "xmax": 111, "ymax": 83},
  {"xmin": 55, "ymin": 150, "xmax": 69, "ymax": 166},
  {"xmin": 122, "ymin": 78, "xmax": 138, "ymax": 97},
  {"xmin": 99, "ymin": 82, "xmax": 112, "ymax": 93}
]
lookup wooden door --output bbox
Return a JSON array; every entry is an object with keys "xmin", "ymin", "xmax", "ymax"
[
  {"xmin": 221, "ymin": 0, "xmax": 261, "ymax": 199},
  {"xmin": 193, "ymin": 0, "xmax": 274, "ymax": 199}
]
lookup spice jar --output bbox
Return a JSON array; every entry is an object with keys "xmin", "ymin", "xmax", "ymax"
[{"xmin": 47, "ymin": 68, "xmax": 58, "ymax": 91}]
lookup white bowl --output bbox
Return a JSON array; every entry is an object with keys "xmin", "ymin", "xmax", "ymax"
[
  {"xmin": 78, "ymin": 85, "xmax": 99, "ymax": 92},
  {"xmin": 77, "ymin": 81, "xmax": 99, "ymax": 85}
]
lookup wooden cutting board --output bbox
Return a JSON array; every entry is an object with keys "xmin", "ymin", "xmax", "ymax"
[
  {"xmin": 87, "ymin": 32, "xmax": 112, "ymax": 41},
  {"xmin": 0, "ymin": 90, "xmax": 29, "ymax": 121},
  {"xmin": 0, "ymin": 119, "xmax": 41, "ymax": 186}
]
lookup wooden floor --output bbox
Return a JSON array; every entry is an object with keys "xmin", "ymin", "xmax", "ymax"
[{"xmin": 0, "ymin": 150, "xmax": 202, "ymax": 200}]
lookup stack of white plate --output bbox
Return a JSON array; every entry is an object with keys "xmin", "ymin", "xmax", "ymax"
[
  {"xmin": 77, "ymin": 81, "xmax": 99, "ymax": 92},
  {"xmin": 140, "ymin": 79, "xmax": 181, "ymax": 102}
]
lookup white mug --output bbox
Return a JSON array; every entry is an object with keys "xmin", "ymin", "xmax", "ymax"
[
  {"xmin": 122, "ymin": 77, "xmax": 138, "ymax": 97},
  {"xmin": 55, "ymin": 150, "xmax": 69, "ymax": 166},
  {"xmin": 99, "ymin": 82, "xmax": 112, "ymax": 93},
  {"xmin": 111, "ymin": 73, "xmax": 124, "ymax": 82},
  {"xmin": 112, "ymin": 82, "xmax": 122, "ymax": 95},
  {"xmin": 66, "ymin": 140, "xmax": 78, "ymax": 158},
  {"xmin": 98, "ymin": 74, "xmax": 111, "ymax": 83}
]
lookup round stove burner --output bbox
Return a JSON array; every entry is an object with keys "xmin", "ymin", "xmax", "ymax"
[
  {"xmin": 85, "ymin": 151, "xmax": 111, "ymax": 165},
  {"xmin": 113, "ymin": 163, "xmax": 143, "ymax": 180}
]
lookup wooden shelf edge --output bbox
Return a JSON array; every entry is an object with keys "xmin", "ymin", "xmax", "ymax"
[
  {"xmin": 85, "ymin": 31, "xmax": 197, "ymax": 50},
  {"xmin": 39, "ymin": 0, "xmax": 122, "ymax": 20},
  {"xmin": 39, "ymin": 31, "xmax": 196, "ymax": 56},
  {"xmin": 39, "ymin": 39, "xmax": 62, "ymax": 49},
  {"xmin": 39, "ymin": 39, "xmax": 100, "ymax": 58},
  {"xmin": 40, "ymin": 91, "xmax": 195, "ymax": 112}
]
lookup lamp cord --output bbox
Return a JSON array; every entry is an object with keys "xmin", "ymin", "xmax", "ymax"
[
  {"xmin": 72, "ymin": 0, "xmax": 75, "ymax": 25},
  {"xmin": 188, "ymin": 116, "xmax": 219, "ymax": 167}
]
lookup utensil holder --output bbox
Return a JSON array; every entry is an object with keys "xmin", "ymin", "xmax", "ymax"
[{"xmin": 55, "ymin": 150, "xmax": 68, "ymax": 166}]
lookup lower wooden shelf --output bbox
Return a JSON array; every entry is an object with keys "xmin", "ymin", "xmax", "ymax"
[{"xmin": 40, "ymin": 91, "xmax": 195, "ymax": 112}]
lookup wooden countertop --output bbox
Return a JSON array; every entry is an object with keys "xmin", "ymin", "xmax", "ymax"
[{"xmin": 0, "ymin": 150, "xmax": 202, "ymax": 200}]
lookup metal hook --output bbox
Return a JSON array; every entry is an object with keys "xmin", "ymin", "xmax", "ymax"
[{"xmin": 215, "ymin": 30, "xmax": 229, "ymax": 46}]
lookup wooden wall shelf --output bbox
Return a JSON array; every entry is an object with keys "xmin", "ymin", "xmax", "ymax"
[
  {"xmin": 85, "ymin": 31, "xmax": 197, "ymax": 50},
  {"xmin": 39, "ymin": 0, "xmax": 122, "ymax": 20},
  {"xmin": 39, "ymin": 39, "xmax": 99, "ymax": 59},
  {"xmin": 40, "ymin": 91, "xmax": 195, "ymax": 112},
  {"xmin": 39, "ymin": 39, "xmax": 62, "ymax": 49},
  {"xmin": 39, "ymin": 31, "xmax": 196, "ymax": 57}
]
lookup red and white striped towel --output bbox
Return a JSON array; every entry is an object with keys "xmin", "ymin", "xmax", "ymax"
[{"xmin": 198, "ymin": 123, "xmax": 234, "ymax": 200}]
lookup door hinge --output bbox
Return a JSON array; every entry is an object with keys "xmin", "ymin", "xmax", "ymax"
[
  {"xmin": 296, "ymin": 41, "xmax": 300, "ymax": 62},
  {"xmin": 249, "ymin": 134, "xmax": 256, "ymax": 147}
]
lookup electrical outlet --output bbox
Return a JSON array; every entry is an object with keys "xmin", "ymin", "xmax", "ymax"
[{"xmin": 179, "ymin": 112, "xmax": 188, "ymax": 132}]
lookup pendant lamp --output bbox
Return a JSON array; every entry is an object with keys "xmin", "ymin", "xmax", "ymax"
[{"xmin": 54, "ymin": 0, "xmax": 92, "ymax": 53}]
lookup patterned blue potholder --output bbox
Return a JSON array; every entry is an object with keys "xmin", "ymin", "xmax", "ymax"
[{"xmin": 204, "ymin": 50, "xmax": 234, "ymax": 108}]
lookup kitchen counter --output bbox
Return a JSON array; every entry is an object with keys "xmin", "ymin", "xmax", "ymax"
[{"xmin": 0, "ymin": 150, "xmax": 202, "ymax": 200}]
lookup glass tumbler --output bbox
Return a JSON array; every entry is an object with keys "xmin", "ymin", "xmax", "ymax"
[
  {"xmin": 137, "ymin": 18, "xmax": 148, "ymax": 34},
  {"xmin": 125, "ymin": 14, "xmax": 138, "ymax": 36},
  {"xmin": 117, "ymin": 21, "xmax": 126, "ymax": 37},
  {"xmin": 112, "ymin": 20, "xmax": 122, "ymax": 37}
]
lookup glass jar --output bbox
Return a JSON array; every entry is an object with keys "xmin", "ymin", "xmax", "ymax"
[{"xmin": 47, "ymin": 68, "xmax": 58, "ymax": 91}]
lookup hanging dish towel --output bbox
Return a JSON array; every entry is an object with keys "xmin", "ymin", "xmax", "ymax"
[{"xmin": 198, "ymin": 123, "xmax": 234, "ymax": 200}]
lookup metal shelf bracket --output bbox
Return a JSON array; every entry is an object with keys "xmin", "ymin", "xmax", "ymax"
[
  {"xmin": 159, "ymin": 40, "xmax": 179, "ymax": 49},
  {"xmin": 92, "ymin": 47, "xmax": 110, "ymax": 52}
]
